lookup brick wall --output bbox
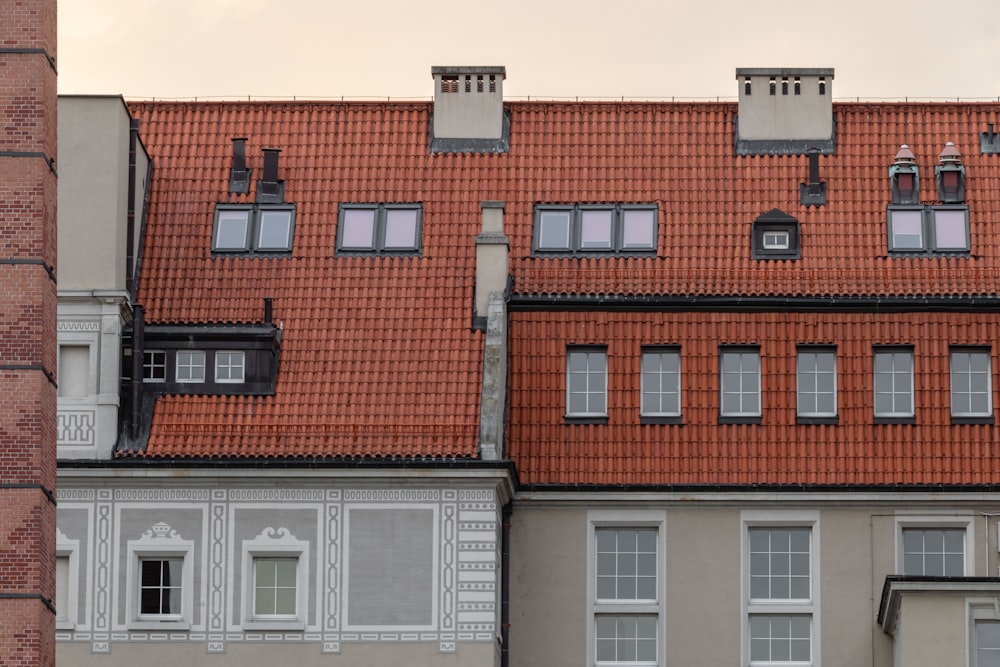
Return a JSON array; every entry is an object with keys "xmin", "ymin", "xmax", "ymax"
[{"xmin": 0, "ymin": 0, "xmax": 58, "ymax": 665}]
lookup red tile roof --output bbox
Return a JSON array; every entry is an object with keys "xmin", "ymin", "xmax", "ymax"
[{"xmin": 127, "ymin": 99, "xmax": 1000, "ymax": 475}]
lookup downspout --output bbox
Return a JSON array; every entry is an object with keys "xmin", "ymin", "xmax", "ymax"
[
  {"xmin": 501, "ymin": 501, "xmax": 511, "ymax": 667},
  {"xmin": 130, "ymin": 305, "xmax": 144, "ymax": 441}
]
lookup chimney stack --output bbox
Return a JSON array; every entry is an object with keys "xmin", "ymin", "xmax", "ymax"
[
  {"xmin": 735, "ymin": 68, "xmax": 835, "ymax": 155},
  {"xmin": 430, "ymin": 66, "xmax": 509, "ymax": 153}
]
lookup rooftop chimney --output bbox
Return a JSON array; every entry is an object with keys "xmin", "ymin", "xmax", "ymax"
[
  {"xmin": 257, "ymin": 148, "xmax": 284, "ymax": 203},
  {"xmin": 430, "ymin": 66, "xmax": 509, "ymax": 153},
  {"xmin": 935, "ymin": 141, "xmax": 966, "ymax": 203},
  {"xmin": 735, "ymin": 68, "xmax": 835, "ymax": 155},
  {"xmin": 229, "ymin": 137, "xmax": 250, "ymax": 194},
  {"xmin": 890, "ymin": 145, "xmax": 920, "ymax": 205}
]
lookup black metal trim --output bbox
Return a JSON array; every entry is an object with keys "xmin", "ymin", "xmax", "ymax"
[
  {"xmin": 719, "ymin": 415, "xmax": 762, "ymax": 425},
  {"xmin": 874, "ymin": 416, "xmax": 917, "ymax": 425},
  {"xmin": 0, "ymin": 258, "xmax": 57, "ymax": 282},
  {"xmin": 0, "ymin": 47, "xmax": 57, "ymax": 72},
  {"xmin": 564, "ymin": 416, "xmax": 609, "ymax": 425},
  {"xmin": 796, "ymin": 416, "xmax": 839, "ymax": 426},
  {"xmin": 0, "ymin": 364, "xmax": 57, "ymax": 387},
  {"xmin": 508, "ymin": 294, "xmax": 1000, "ymax": 313},
  {"xmin": 0, "ymin": 593, "xmax": 57, "ymax": 615},
  {"xmin": 0, "ymin": 483, "xmax": 57, "ymax": 506},
  {"xmin": 0, "ymin": 150, "xmax": 57, "ymax": 176},
  {"xmin": 951, "ymin": 416, "xmax": 995, "ymax": 425},
  {"xmin": 639, "ymin": 415, "xmax": 683, "ymax": 425}
]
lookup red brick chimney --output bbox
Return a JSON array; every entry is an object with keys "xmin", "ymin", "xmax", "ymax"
[{"xmin": 0, "ymin": 0, "xmax": 58, "ymax": 664}]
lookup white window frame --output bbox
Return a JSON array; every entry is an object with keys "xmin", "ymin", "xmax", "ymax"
[
  {"xmin": 55, "ymin": 527, "xmax": 80, "ymax": 631},
  {"xmin": 175, "ymin": 350, "xmax": 206, "ymax": 384},
  {"xmin": 720, "ymin": 347, "xmax": 761, "ymax": 419},
  {"xmin": 566, "ymin": 347, "xmax": 608, "ymax": 418},
  {"xmin": 742, "ymin": 510, "xmax": 820, "ymax": 667},
  {"xmin": 796, "ymin": 347, "xmax": 837, "ymax": 419},
  {"xmin": 215, "ymin": 350, "xmax": 246, "ymax": 384},
  {"xmin": 894, "ymin": 513, "xmax": 975, "ymax": 577},
  {"xmin": 587, "ymin": 510, "xmax": 666, "ymax": 667},
  {"xmin": 950, "ymin": 347, "xmax": 993, "ymax": 419},
  {"xmin": 969, "ymin": 599, "xmax": 1000, "ymax": 667},
  {"xmin": 125, "ymin": 522, "xmax": 194, "ymax": 629},
  {"xmin": 763, "ymin": 230, "xmax": 791, "ymax": 250},
  {"xmin": 640, "ymin": 347, "xmax": 681, "ymax": 419},
  {"xmin": 142, "ymin": 350, "xmax": 167, "ymax": 383},
  {"xmin": 873, "ymin": 347, "xmax": 915, "ymax": 419},
  {"xmin": 241, "ymin": 527, "xmax": 309, "ymax": 630}
]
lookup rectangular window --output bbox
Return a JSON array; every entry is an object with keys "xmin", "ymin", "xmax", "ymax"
[
  {"xmin": 902, "ymin": 528, "xmax": 965, "ymax": 576},
  {"xmin": 744, "ymin": 515, "xmax": 817, "ymax": 667},
  {"xmin": 641, "ymin": 347, "xmax": 681, "ymax": 420},
  {"xmin": 977, "ymin": 621, "xmax": 1000, "ymax": 667},
  {"xmin": 797, "ymin": 348, "xmax": 837, "ymax": 420},
  {"xmin": 533, "ymin": 204, "xmax": 657, "ymax": 254},
  {"xmin": 763, "ymin": 230, "xmax": 790, "ymax": 250},
  {"xmin": 215, "ymin": 350, "xmax": 245, "ymax": 384},
  {"xmin": 951, "ymin": 347, "xmax": 992, "ymax": 419},
  {"xmin": 337, "ymin": 204, "xmax": 422, "ymax": 254},
  {"xmin": 139, "ymin": 558, "xmax": 183, "ymax": 617},
  {"xmin": 874, "ymin": 348, "xmax": 914, "ymax": 420},
  {"xmin": 720, "ymin": 347, "xmax": 761, "ymax": 421},
  {"xmin": 213, "ymin": 205, "xmax": 295, "ymax": 254},
  {"xmin": 143, "ymin": 350, "xmax": 166, "ymax": 383},
  {"xmin": 253, "ymin": 557, "xmax": 298, "ymax": 617},
  {"xmin": 55, "ymin": 555, "xmax": 70, "ymax": 624},
  {"xmin": 887, "ymin": 205, "xmax": 970, "ymax": 254},
  {"xmin": 589, "ymin": 512, "xmax": 664, "ymax": 667},
  {"xmin": 567, "ymin": 347, "xmax": 608, "ymax": 419},
  {"xmin": 175, "ymin": 351, "xmax": 206, "ymax": 383}
]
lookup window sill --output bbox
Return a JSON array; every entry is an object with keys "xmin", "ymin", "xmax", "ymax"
[
  {"xmin": 242, "ymin": 619, "xmax": 306, "ymax": 631},
  {"xmin": 874, "ymin": 416, "xmax": 917, "ymax": 425},
  {"xmin": 55, "ymin": 621, "xmax": 76, "ymax": 631},
  {"xmin": 640, "ymin": 415, "xmax": 683, "ymax": 425},
  {"xmin": 564, "ymin": 415, "xmax": 609, "ymax": 425},
  {"xmin": 797, "ymin": 415, "xmax": 839, "ymax": 425},
  {"xmin": 952, "ymin": 416, "xmax": 995, "ymax": 425},
  {"xmin": 719, "ymin": 415, "xmax": 762, "ymax": 425},
  {"xmin": 128, "ymin": 620, "xmax": 191, "ymax": 631}
]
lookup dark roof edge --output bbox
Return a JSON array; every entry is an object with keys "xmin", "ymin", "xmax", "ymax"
[
  {"xmin": 507, "ymin": 294, "xmax": 1000, "ymax": 312},
  {"xmin": 59, "ymin": 456, "xmax": 519, "ymax": 481},
  {"xmin": 520, "ymin": 482, "xmax": 1000, "ymax": 493}
]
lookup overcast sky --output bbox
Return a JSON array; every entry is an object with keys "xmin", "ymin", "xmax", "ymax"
[{"xmin": 58, "ymin": 0, "xmax": 1000, "ymax": 101}]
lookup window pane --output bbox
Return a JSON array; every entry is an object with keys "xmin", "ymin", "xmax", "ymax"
[
  {"xmin": 538, "ymin": 211, "xmax": 571, "ymax": 249},
  {"xmin": 216, "ymin": 210, "xmax": 250, "ymax": 249},
  {"xmin": 952, "ymin": 349, "xmax": 991, "ymax": 416},
  {"xmin": 176, "ymin": 351, "xmax": 206, "ymax": 383},
  {"xmin": 257, "ymin": 210, "xmax": 292, "ymax": 250},
  {"xmin": 215, "ymin": 351, "xmax": 245, "ymax": 383},
  {"xmin": 933, "ymin": 209, "xmax": 968, "ymax": 250},
  {"xmin": 978, "ymin": 620, "xmax": 1000, "ymax": 667},
  {"xmin": 622, "ymin": 209, "xmax": 656, "ymax": 249},
  {"xmin": 580, "ymin": 210, "xmax": 613, "ymax": 248},
  {"xmin": 341, "ymin": 209, "xmax": 376, "ymax": 249},
  {"xmin": 384, "ymin": 208, "xmax": 419, "ymax": 249},
  {"xmin": 721, "ymin": 350, "xmax": 760, "ymax": 416},
  {"xmin": 889, "ymin": 209, "xmax": 923, "ymax": 249}
]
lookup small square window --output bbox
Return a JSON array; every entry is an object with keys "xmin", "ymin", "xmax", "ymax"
[
  {"xmin": 143, "ymin": 350, "xmax": 166, "ymax": 383},
  {"xmin": 215, "ymin": 351, "xmax": 245, "ymax": 384},
  {"xmin": 338, "ymin": 204, "xmax": 422, "ymax": 255},
  {"xmin": 874, "ymin": 348, "xmax": 914, "ymax": 420},
  {"xmin": 215, "ymin": 209, "xmax": 251, "ymax": 251},
  {"xmin": 720, "ymin": 347, "xmax": 761, "ymax": 421},
  {"xmin": 902, "ymin": 528, "xmax": 965, "ymax": 576},
  {"xmin": 257, "ymin": 209, "xmax": 293, "ymax": 251},
  {"xmin": 595, "ymin": 528, "xmax": 658, "ymax": 602},
  {"xmin": 567, "ymin": 347, "xmax": 608, "ymax": 419},
  {"xmin": 951, "ymin": 347, "xmax": 992, "ymax": 419},
  {"xmin": 595, "ymin": 615, "xmax": 658, "ymax": 665},
  {"xmin": 176, "ymin": 351, "xmax": 206, "ymax": 383},
  {"xmin": 533, "ymin": 205, "xmax": 657, "ymax": 255},
  {"xmin": 751, "ymin": 210, "xmax": 799, "ymax": 260},
  {"xmin": 641, "ymin": 347, "xmax": 681, "ymax": 419},
  {"xmin": 253, "ymin": 557, "xmax": 298, "ymax": 617},
  {"xmin": 749, "ymin": 615, "xmax": 811, "ymax": 663},
  {"xmin": 763, "ymin": 231, "xmax": 790, "ymax": 250}
]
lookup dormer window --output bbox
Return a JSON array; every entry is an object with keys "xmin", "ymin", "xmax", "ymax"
[
  {"xmin": 213, "ymin": 204, "xmax": 295, "ymax": 255},
  {"xmin": 751, "ymin": 209, "xmax": 800, "ymax": 260}
]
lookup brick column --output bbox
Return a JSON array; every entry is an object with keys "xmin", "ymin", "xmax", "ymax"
[{"xmin": 0, "ymin": 0, "xmax": 58, "ymax": 665}]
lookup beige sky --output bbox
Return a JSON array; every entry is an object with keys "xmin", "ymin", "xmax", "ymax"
[{"xmin": 58, "ymin": 0, "xmax": 1000, "ymax": 101}]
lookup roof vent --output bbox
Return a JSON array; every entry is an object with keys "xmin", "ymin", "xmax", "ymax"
[
  {"xmin": 981, "ymin": 123, "xmax": 1000, "ymax": 154},
  {"xmin": 935, "ymin": 142, "xmax": 966, "ymax": 203},
  {"xmin": 257, "ymin": 148, "xmax": 285, "ymax": 203},
  {"xmin": 889, "ymin": 145, "xmax": 920, "ymax": 205},
  {"xmin": 430, "ymin": 66, "xmax": 509, "ymax": 154},
  {"xmin": 799, "ymin": 149, "xmax": 827, "ymax": 207},
  {"xmin": 229, "ymin": 137, "xmax": 250, "ymax": 194},
  {"xmin": 735, "ymin": 68, "xmax": 835, "ymax": 156}
]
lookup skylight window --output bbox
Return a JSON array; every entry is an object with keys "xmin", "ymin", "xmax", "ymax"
[
  {"xmin": 533, "ymin": 204, "xmax": 657, "ymax": 255},
  {"xmin": 337, "ymin": 204, "xmax": 422, "ymax": 255},
  {"xmin": 887, "ymin": 205, "xmax": 969, "ymax": 255},
  {"xmin": 213, "ymin": 205, "xmax": 295, "ymax": 255}
]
